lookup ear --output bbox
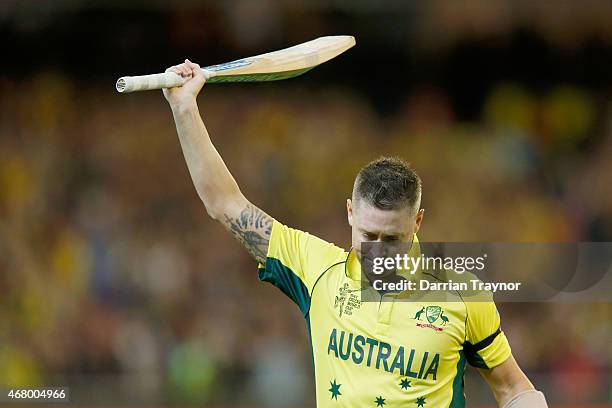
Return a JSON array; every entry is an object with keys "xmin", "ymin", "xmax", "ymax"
[
  {"xmin": 413, "ymin": 209, "xmax": 425, "ymax": 234},
  {"xmin": 347, "ymin": 198, "xmax": 353, "ymax": 226}
]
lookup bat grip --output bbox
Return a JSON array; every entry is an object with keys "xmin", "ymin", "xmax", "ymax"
[{"xmin": 116, "ymin": 72, "xmax": 187, "ymax": 93}]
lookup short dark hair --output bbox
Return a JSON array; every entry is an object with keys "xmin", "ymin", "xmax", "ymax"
[{"xmin": 352, "ymin": 157, "xmax": 422, "ymax": 210}]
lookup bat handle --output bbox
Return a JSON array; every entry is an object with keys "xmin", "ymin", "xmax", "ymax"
[
  {"xmin": 116, "ymin": 69, "xmax": 217, "ymax": 93},
  {"xmin": 116, "ymin": 72, "xmax": 187, "ymax": 93}
]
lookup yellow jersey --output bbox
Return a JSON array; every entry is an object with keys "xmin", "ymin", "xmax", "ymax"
[{"xmin": 258, "ymin": 220, "xmax": 511, "ymax": 407}]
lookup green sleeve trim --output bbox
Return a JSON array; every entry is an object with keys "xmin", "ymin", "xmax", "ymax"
[
  {"xmin": 464, "ymin": 327, "xmax": 502, "ymax": 368},
  {"xmin": 258, "ymin": 257, "xmax": 311, "ymax": 316},
  {"xmin": 449, "ymin": 350, "xmax": 466, "ymax": 408},
  {"xmin": 465, "ymin": 350, "xmax": 488, "ymax": 369}
]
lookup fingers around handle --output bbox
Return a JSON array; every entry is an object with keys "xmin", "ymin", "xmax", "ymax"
[{"xmin": 116, "ymin": 71, "xmax": 187, "ymax": 93}]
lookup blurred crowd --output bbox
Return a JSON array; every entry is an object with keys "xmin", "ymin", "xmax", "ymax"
[
  {"xmin": 0, "ymin": 74, "xmax": 610, "ymax": 405},
  {"xmin": 0, "ymin": 1, "xmax": 611, "ymax": 406}
]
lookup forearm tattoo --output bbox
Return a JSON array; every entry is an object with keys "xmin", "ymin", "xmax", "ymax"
[{"xmin": 224, "ymin": 204, "xmax": 273, "ymax": 265}]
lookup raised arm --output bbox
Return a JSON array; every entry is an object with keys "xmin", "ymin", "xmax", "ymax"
[{"xmin": 163, "ymin": 59, "xmax": 273, "ymax": 265}]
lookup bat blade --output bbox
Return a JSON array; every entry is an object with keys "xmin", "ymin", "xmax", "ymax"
[{"xmin": 204, "ymin": 35, "xmax": 356, "ymax": 83}]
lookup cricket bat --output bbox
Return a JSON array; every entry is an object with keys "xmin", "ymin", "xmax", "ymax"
[{"xmin": 116, "ymin": 35, "xmax": 355, "ymax": 93}]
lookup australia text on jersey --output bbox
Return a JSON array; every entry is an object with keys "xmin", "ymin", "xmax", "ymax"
[{"xmin": 327, "ymin": 328, "xmax": 441, "ymax": 380}]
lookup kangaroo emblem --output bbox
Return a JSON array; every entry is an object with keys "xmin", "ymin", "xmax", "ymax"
[{"xmin": 412, "ymin": 307, "xmax": 425, "ymax": 320}]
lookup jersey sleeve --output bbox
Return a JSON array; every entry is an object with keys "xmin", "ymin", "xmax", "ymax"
[
  {"xmin": 464, "ymin": 299, "xmax": 512, "ymax": 369},
  {"xmin": 257, "ymin": 220, "xmax": 343, "ymax": 315}
]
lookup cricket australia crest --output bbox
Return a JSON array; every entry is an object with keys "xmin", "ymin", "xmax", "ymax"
[{"xmin": 412, "ymin": 305, "xmax": 449, "ymax": 332}]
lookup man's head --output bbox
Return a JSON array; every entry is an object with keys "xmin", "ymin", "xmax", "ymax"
[{"xmin": 347, "ymin": 157, "xmax": 424, "ymax": 261}]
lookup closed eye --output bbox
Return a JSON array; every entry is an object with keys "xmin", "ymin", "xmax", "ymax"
[{"xmin": 362, "ymin": 232, "xmax": 378, "ymax": 241}]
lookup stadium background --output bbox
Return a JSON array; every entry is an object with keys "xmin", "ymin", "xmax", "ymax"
[{"xmin": 0, "ymin": 1, "xmax": 610, "ymax": 406}]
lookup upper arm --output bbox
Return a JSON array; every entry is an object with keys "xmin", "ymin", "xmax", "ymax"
[
  {"xmin": 478, "ymin": 354, "xmax": 534, "ymax": 406},
  {"xmin": 219, "ymin": 196, "xmax": 274, "ymax": 265},
  {"xmin": 464, "ymin": 299, "xmax": 512, "ymax": 369}
]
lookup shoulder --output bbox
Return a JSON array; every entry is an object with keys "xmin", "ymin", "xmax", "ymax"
[{"xmin": 267, "ymin": 220, "xmax": 348, "ymax": 283}]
